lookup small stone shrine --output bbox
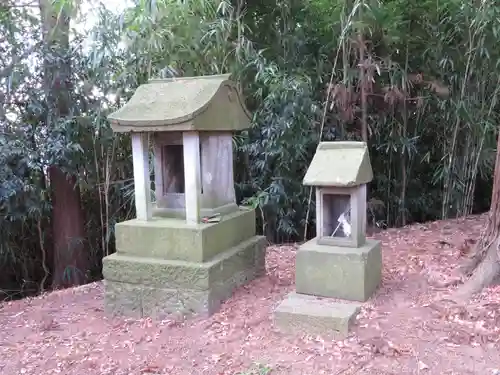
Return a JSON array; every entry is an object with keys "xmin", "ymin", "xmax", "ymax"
[
  {"xmin": 102, "ymin": 74, "xmax": 266, "ymax": 319},
  {"xmin": 274, "ymin": 141, "xmax": 382, "ymax": 339}
]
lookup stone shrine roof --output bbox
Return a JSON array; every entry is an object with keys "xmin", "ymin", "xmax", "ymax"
[
  {"xmin": 108, "ymin": 74, "xmax": 251, "ymax": 133},
  {"xmin": 303, "ymin": 141, "xmax": 373, "ymax": 187}
]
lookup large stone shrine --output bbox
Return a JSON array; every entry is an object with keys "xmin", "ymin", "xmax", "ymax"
[
  {"xmin": 274, "ymin": 141, "xmax": 382, "ymax": 339},
  {"xmin": 102, "ymin": 74, "xmax": 267, "ymax": 319}
]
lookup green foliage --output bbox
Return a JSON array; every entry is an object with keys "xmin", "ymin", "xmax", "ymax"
[
  {"xmin": 1, "ymin": 0, "xmax": 500, "ymax": 296},
  {"xmin": 238, "ymin": 64, "xmax": 322, "ymax": 241}
]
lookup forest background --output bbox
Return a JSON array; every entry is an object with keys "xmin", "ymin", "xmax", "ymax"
[{"xmin": 1, "ymin": 0, "xmax": 499, "ymax": 298}]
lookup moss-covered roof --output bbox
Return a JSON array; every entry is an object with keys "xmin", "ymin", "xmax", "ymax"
[
  {"xmin": 108, "ymin": 74, "xmax": 252, "ymax": 133},
  {"xmin": 303, "ymin": 141, "xmax": 373, "ymax": 187}
]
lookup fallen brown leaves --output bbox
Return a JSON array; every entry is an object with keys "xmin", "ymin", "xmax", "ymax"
[{"xmin": 0, "ymin": 214, "xmax": 499, "ymax": 374}]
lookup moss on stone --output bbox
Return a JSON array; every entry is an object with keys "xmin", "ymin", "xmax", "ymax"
[
  {"xmin": 274, "ymin": 292, "xmax": 361, "ymax": 339},
  {"xmin": 295, "ymin": 238, "xmax": 382, "ymax": 302},
  {"xmin": 114, "ymin": 208, "xmax": 256, "ymax": 262},
  {"xmin": 103, "ymin": 235, "xmax": 266, "ymax": 291},
  {"xmin": 103, "ymin": 235, "xmax": 267, "ymax": 318},
  {"xmin": 107, "ymin": 74, "xmax": 251, "ymax": 133},
  {"xmin": 303, "ymin": 141, "xmax": 373, "ymax": 187}
]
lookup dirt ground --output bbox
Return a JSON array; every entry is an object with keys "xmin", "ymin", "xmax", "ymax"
[{"xmin": 1, "ymin": 214, "xmax": 500, "ymax": 375}]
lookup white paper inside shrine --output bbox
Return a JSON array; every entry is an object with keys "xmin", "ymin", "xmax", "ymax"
[{"xmin": 322, "ymin": 194, "xmax": 351, "ymax": 238}]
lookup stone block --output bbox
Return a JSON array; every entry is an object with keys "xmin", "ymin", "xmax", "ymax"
[
  {"xmin": 273, "ymin": 292, "xmax": 361, "ymax": 339},
  {"xmin": 114, "ymin": 208, "xmax": 256, "ymax": 262},
  {"xmin": 295, "ymin": 238, "xmax": 381, "ymax": 302},
  {"xmin": 104, "ymin": 280, "xmax": 143, "ymax": 318},
  {"xmin": 103, "ymin": 235, "xmax": 265, "ymax": 290},
  {"xmin": 103, "ymin": 235, "xmax": 267, "ymax": 318}
]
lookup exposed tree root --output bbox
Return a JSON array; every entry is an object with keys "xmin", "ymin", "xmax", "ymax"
[
  {"xmin": 459, "ymin": 237, "xmax": 493, "ymax": 276},
  {"xmin": 454, "ymin": 131, "xmax": 500, "ymax": 301},
  {"xmin": 453, "ymin": 237, "xmax": 500, "ymax": 301}
]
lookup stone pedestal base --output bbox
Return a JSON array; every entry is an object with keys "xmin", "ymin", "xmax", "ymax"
[
  {"xmin": 274, "ymin": 292, "xmax": 361, "ymax": 340},
  {"xmin": 295, "ymin": 238, "xmax": 382, "ymax": 302},
  {"xmin": 102, "ymin": 208, "xmax": 266, "ymax": 319},
  {"xmin": 111, "ymin": 208, "xmax": 257, "ymax": 263},
  {"xmin": 274, "ymin": 238, "xmax": 381, "ymax": 338}
]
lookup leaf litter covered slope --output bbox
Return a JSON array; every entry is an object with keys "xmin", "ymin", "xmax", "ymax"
[{"xmin": 0, "ymin": 214, "xmax": 499, "ymax": 375}]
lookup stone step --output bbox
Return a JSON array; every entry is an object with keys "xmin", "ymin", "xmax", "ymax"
[{"xmin": 273, "ymin": 292, "xmax": 361, "ymax": 340}]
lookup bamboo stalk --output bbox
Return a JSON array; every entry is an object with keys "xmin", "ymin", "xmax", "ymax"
[
  {"xmin": 442, "ymin": 27, "xmax": 476, "ymax": 219},
  {"xmin": 358, "ymin": 22, "xmax": 368, "ymax": 141}
]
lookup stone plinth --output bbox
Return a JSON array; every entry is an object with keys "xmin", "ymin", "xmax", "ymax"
[
  {"xmin": 274, "ymin": 292, "xmax": 361, "ymax": 339},
  {"xmin": 273, "ymin": 237, "xmax": 381, "ymax": 339},
  {"xmin": 102, "ymin": 208, "xmax": 266, "ymax": 319},
  {"xmin": 295, "ymin": 238, "xmax": 382, "ymax": 302},
  {"xmin": 114, "ymin": 209, "xmax": 256, "ymax": 262}
]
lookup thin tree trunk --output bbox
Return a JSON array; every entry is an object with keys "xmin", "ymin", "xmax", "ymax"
[
  {"xmin": 442, "ymin": 40, "xmax": 474, "ymax": 220},
  {"xmin": 39, "ymin": 0, "xmax": 89, "ymax": 288},
  {"xmin": 454, "ymin": 131, "xmax": 500, "ymax": 300},
  {"xmin": 400, "ymin": 48, "xmax": 409, "ymax": 227},
  {"xmin": 358, "ymin": 33, "xmax": 368, "ymax": 142},
  {"xmin": 400, "ymin": 138, "xmax": 407, "ymax": 227}
]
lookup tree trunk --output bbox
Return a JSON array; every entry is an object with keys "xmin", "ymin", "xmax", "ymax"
[
  {"xmin": 48, "ymin": 166, "xmax": 88, "ymax": 286},
  {"xmin": 39, "ymin": 0, "xmax": 89, "ymax": 288},
  {"xmin": 454, "ymin": 131, "xmax": 500, "ymax": 300}
]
